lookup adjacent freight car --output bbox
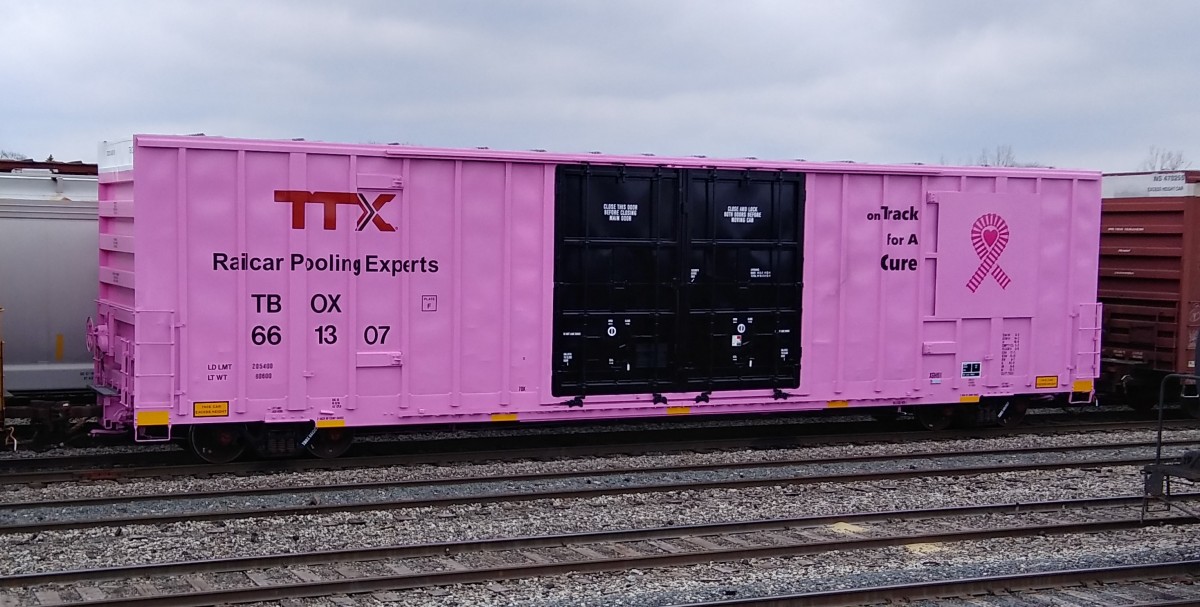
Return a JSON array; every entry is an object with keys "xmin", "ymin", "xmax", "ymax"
[
  {"xmin": 0, "ymin": 161, "xmax": 99, "ymax": 444},
  {"xmin": 86, "ymin": 135, "xmax": 1102, "ymax": 462},
  {"xmin": 1097, "ymin": 170, "xmax": 1200, "ymax": 414},
  {"xmin": 0, "ymin": 161, "xmax": 98, "ymax": 395}
]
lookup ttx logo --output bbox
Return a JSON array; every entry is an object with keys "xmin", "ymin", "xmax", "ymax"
[{"xmin": 274, "ymin": 190, "xmax": 397, "ymax": 232}]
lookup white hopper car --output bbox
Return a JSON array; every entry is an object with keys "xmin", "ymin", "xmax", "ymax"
[{"xmin": 0, "ymin": 160, "xmax": 98, "ymax": 396}]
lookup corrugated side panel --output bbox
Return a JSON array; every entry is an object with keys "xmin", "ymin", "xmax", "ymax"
[
  {"xmin": 95, "ymin": 158, "xmax": 137, "ymax": 406},
  {"xmin": 1097, "ymin": 195, "xmax": 1199, "ymax": 372},
  {"xmin": 802, "ymin": 172, "xmax": 1099, "ymax": 404},
  {"xmin": 125, "ymin": 135, "xmax": 1100, "ymax": 428},
  {"xmin": 132, "ymin": 140, "xmax": 552, "ymax": 426}
]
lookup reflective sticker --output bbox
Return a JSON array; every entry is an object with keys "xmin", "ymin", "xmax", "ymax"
[
  {"xmin": 827, "ymin": 400, "xmax": 850, "ymax": 408},
  {"xmin": 490, "ymin": 413, "xmax": 518, "ymax": 422},
  {"xmin": 666, "ymin": 406, "xmax": 691, "ymax": 415},
  {"xmin": 136, "ymin": 410, "xmax": 170, "ymax": 426},
  {"xmin": 1035, "ymin": 376, "xmax": 1058, "ymax": 389},
  {"xmin": 1072, "ymin": 379, "xmax": 1094, "ymax": 393},
  {"xmin": 193, "ymin": 401, "xmax": 230, "ymax": 418},
  {"xmin": 959, "ymin": 394, "xmax": 981, "ymax": 403},
  {"xmin": 315, "ymin": 418, "xmax": 345, "ymax": 428}
]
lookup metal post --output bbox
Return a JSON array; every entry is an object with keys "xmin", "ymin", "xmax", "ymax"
[
  {"xmin": 1156, "ymin": 343, "xmax": 1200, "ymax": 467},
  {"xmin": 1156, "ymin": 374, "xmax": 1168, "ymax": 466},
  {"xmin": 0, "ymin": 307, "xmax": 5, "ymax": 422}
]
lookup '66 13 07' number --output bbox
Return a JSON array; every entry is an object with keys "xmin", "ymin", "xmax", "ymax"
[
  {"xmin": 363, "ymin": 325, "xmax": 391, "ymax": 345},
  {"xmin": 252, "ymin": 325, "xmax": 282, "ymax": 346}
]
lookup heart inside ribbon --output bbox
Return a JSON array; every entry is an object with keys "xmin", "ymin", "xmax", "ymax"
[
  {"xmin": 967, "ymin": 213, "xmax": 1013, "ymax": 293},
  {"xmin": 982, "ymin": 227, "xmax": 999, "ymax": 247}
]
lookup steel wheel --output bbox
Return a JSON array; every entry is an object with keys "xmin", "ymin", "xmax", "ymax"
[
  {"xmin": 870, "ymin": 408, "xmax": 901, "ymax": 424},
  {"xmin": 1183, "ymin": 397, "xmax": 1200, "ymax": 419},
  {"xmin": 914, "ymin": 405, "xmax": 955, "ymax": 431},
  {"xmin": 189, "ymin": 424, "xmax": 247, "ymax": 464},
  {"xmin": 994, "ymin": 397, "xmax": 1029, "ymax": 428},
  {"xmin": 305, "ymin": 427, "xmax": 354, "ymax": 459}
]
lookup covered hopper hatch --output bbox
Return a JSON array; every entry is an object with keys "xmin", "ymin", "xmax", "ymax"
[{"xmin": 552, "ymin": 164, "xmax": 804, "ymax": 397}]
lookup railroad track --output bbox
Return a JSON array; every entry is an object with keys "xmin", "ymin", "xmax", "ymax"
[
  {"xmin": 2, "ymin": 416, "xmax": 1193, "ymax": 487},
  {"xmin": 0, "ymin": 439, "xmax": 1192, "ymax": 533},
  {"xmin": 1, "ymin": 495, "xmax": 1194, "ymax": 606},
  {"xmin": 684, "ymin": 561, "xmax": 1200, "ymax": 606}
]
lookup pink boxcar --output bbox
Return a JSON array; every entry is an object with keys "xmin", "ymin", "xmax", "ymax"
[{"xmin": 92, "ymin": 135, "xmax": 1101, "ymax": 460}]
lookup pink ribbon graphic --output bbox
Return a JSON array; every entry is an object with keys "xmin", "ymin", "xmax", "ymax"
[{"xmin": 967, "ymin": 213, "xmax": 1011, "ymax": 292}]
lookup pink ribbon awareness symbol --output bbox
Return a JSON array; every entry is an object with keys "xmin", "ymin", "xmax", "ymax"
[{"xmin": 967, "ymin": 213, "xmax": 1011, "ymax": 292}]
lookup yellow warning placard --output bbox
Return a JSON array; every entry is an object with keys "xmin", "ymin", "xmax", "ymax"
[
  {"xmin": 1035, "ymin": 375, "xmax": 1059, "ymax": 389},
  {"xmin": 193, "ymin": 401, "xmax": 230, "ymax": 418}
]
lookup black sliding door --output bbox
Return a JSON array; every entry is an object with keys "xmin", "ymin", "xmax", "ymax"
[{"xmin": 552, "ymin": 164, "xmax": 804, "ymax": 397}]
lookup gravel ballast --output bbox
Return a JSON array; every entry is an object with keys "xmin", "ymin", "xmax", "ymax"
[
  {"xmin": 0, "ymin": 432, "xmax": 1191, "ymax": 529},
  {"xmin": 340, "ymin": 525, "xmax": 1200, "ymax": 607},
  {"xmin": 0, "ymin": 464, "xmax": 1154, "ymax": 575},
  {"xmin": 2, "ymin": 427, "xmax": 1195, "ymax": 506},
  {"xmin": 2, "ymin": 424, "xmax": 1196, "ymax": 607}
]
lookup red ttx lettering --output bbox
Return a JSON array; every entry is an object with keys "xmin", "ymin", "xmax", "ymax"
[{"xmin": 275, "ymin": 190, "xmax": 397, "ymax": 232}]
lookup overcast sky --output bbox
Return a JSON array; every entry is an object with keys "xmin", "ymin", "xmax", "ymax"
[{"xmin": 2, "ymin": 1, "xmax": 1198, "ymax": 172}]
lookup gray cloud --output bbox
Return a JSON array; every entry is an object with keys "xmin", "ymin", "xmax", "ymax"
[{"xmin": 2, "ymin": 0, "xmax": 1198, "ymax": 171}]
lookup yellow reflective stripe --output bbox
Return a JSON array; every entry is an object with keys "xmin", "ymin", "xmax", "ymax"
[
  {"xmin": 490, "ymin": 413, "xmax": 518, "ymax": 422},
  {"xmin": 959, "ymin": 395, "xmax": 981, "ymax": 403},
  {"xmin": 135, "ymin": 410, "xmax": 170, "ymax": 426},
  {"xmin": 316, "ymin": 418, "xmax": 345, "ymax": 428},
  {"xmin": 827, "ymin": 400, "xmax": 850, "ymax": 408},
  {"xmin": 666, "ymin": 406, "xmax": 691, "ymax": 415}
]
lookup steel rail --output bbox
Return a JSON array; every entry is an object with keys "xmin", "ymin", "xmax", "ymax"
[
  {"xmin": 2, "ymin": 493, "xmax": 1190, "ymax": 589},
  {"xmin": 0, "ymin": 452, "xmax": 1181, "ymax": 534},
  {"xmin": 11, "ymin": 507, "xmax": 1198, "ymax": 606},
  {"xmin": 677, "ymin": 560, "xmax": 1200, "ymax": 606},
  {"xmin": 2, "ymin": 438, "xmax": 1191, "ymax": 511},
  {"xmin": 1, "ymin": 417, "xmax": 1190, "ymax": 486},
  {"xmin": 0, "ymin": 414, "xmax": 1185, "ymax": 474}
]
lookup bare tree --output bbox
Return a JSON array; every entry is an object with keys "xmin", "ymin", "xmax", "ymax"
[
  {"xmin": 1140, "ymin": 146, "xmax": 1191, "ymax": 171},
  {"xmin": 972, "ymin": 144, "xmax": 1049, "ymax": 168},
  {"xmin": 976, "ymin": 144, "xmax": 1018, "ymax": 167},
  {"xmin": 0, "ymin": 150, "xmax": 29, "ymax": 160}
]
